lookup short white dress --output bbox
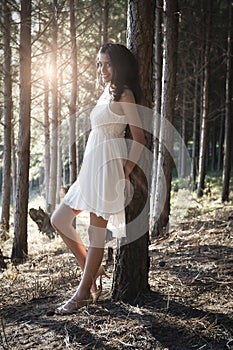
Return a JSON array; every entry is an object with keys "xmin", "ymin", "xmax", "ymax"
[{"xmin": 63, "ymin": 86, "xmax": 128, "ymax": 238}]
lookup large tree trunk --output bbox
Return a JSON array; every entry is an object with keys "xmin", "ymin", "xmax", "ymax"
[
  {"xmin": 11, "ymin": 0, "xmax": 31, "ymax": 261},
  {"xmin": 1, "ymin": 1, "xmax": 13, "ymax": 232},
  {"xmin": 48, "ymin": 0, "xmax": 58, "ymax": 213},
  {"xmin": 69, "ymin": 0, "xmax": 77, "ymax": 185},
  {"xmin": 152, "ymin": 0, "xmax": 179, "ymax": 236},
  {"xmin": 222, "ymin": 1, "xmax": 233, "ymax": 202},
  {"xmin": 112, "ymin": 0, "xmax": 155, "ymax": 303},
  {"xmin": 197, "ymin": 0, "xmax": 212, "ymax": 198}
]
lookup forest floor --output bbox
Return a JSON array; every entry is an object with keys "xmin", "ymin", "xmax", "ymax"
[{"xmin": 0, "ymin": 191, "xmax": 233, "ymax": 350}]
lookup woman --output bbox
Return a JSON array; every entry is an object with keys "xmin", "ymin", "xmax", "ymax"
[{"xmin": 51, "ymin": 43, "xmax": 145, "ymax": 314}]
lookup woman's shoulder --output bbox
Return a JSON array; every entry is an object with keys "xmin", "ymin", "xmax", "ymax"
[{"xmin": 120, "ymin": 87, "xmax": 135, "ymax": 103}]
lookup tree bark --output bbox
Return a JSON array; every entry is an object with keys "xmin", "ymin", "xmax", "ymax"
[
  {"xmin": 43, "ymin": 50, "xmax": 50, "ymax": 211},
  {"xmin": 48, "ymin": 0, "xmax": 58, "ymax": 214},
  {"xmin": 153, "ymin": 0, "xmax": 179, "ymax": 236},
  {"xmin": 1, "ymin": 0, "xmax": 13, "ymax": 232},
  {"xmin": 102, "ymin": 0, "xmax": 109, "ymax": 44},
  {"xmin": 180, "ymin": 87, "xmax": 187, "ymax": 177},
  {"xmin": 150, "ymin": 0, "xmax": 163, "ymax": 234},
  {"xmin": 217, "ymin": 112, "xmax": 224, "ymax": 171},
  {"xmin": 11, "ymin": 129, "xmax": 17, "ymax": 206},
  {"xmin": 222, "ymin": 0, "xmax": 233, "ymax": 202},
  {"xmin": 197, "ymin": 0, "xmax": 212, "ymax": 198},
  {"xmin": 191, "ymin": 69, "xmax": 198, "ymax": 189},
  {"xmin": 11, "ymin": 0, "xmax": 31, "ymax": 261},
  {"xmin": 69, "ymin": 0, "xmax": 77, "ymax": 185},
  {"xmin": 211, "ymin": 127, "xmax": 216, "ymax": 172},
  {"xmin": 56, "ymin": 73, "xmax": 62, "ymax": 205},
  {"xmin": 112, "ymin": 0, "xmax": 155, "ymax": 303}
]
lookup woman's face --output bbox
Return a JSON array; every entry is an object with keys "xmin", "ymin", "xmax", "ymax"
[{"xmin": 97, "ymin": 53, "xmax": 113, "ymax": 84}]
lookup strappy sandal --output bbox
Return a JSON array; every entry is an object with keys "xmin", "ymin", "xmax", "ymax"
[
  {"xmin": 91, "ymin": 266, "xmax": 110, "ymax": 302},
  {"xmin": 55, "ymin": 293, "xmax": 92, "ymax": 315}
]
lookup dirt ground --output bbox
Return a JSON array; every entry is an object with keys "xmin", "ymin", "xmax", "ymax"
[{"xmin": 0, "ymin": 198, "xmax": 233, "ymax": 350}]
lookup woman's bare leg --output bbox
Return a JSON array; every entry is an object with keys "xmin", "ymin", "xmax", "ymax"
[
  {"xmin": 78, "ymin": 213, "xmax": 107, "ymax": 293},
  {"xmin": 51, "ymin": 203, "xmax": 87, "ymax": 270},
  {"xmin": 51, "ymin": 203, "xmax": 102, "ymax": 292},
  {"xmin": 55, "ymin": 213, "xmax": 107, "ymax": 313}
]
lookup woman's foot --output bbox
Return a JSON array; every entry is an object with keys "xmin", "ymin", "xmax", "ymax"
[{"xmin": 55, "ymin": 290, "xmax": 91, "ymax": 315}]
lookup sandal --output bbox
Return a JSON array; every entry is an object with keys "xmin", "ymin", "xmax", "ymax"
[
  {"xmin": 55, "ymin": 292, "xmax": 92, "ymax": 315},
  {"xmin": 91, "ymin": 266, "xmax": 110, "ymax": 302}
]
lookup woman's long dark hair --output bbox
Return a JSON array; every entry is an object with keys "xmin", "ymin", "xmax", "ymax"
[{"xmin": 97, "ymin": 43, "xmax": 141, "ymax": 104}]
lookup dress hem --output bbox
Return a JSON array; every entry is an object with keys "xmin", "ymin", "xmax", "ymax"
[
  {"xmin": 63, "ymin": 199, "xmax": 112, "ymax": 221},
  {"xmin": 63, "ymin": 199, "xmax": 126, "ymax": 239}
]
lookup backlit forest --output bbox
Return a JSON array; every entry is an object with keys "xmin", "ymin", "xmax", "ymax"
[{"xmin": 0, "ymin": 1, "xmax": 232, "ymax": 349}]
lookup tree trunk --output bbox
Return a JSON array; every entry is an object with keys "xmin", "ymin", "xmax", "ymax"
[
  {"xmin": 43, "ymin": 53, "xmax": 50, "ymax": 211},
  {"xmin": 1, "ymin": 1, "xmax": 13, "ymax": 232},
  {"xmin": 217, "ymin": 112, "xmax": 224, "ymax": 171},
  {"xmin": 222, "ymin": 0, "xmax": 233, "ymax": 202},
  {"xmin": 11, "ymin": 0, "xmax": 31, "ymax": 261},
  {"xmin": 197, "ymin": 0, "xmax": 211, "ymax": 198},
  {"xmin": 102, "ymin": 0, "xmax": 109, "ymax": 44},
  {"xmin": 191, "ymin": 70, "xmax": 198, "ymax": 189},
  {"xmin": 211, "ymin": 127, "xmax": 216, "ymax": 172},
  {"xmin": 112, "ymin": 0, "xmax": 155, "ymax": 303},
  {"xmin": 69, "ymin": 0, "xmax": 77, "ymax": 185},
  {"xmin": 153, "ymin": 0, "xmax": 179, "ymax": 236},
  {"xmin": 180, "ymin": 87, "xmax": 186, "ymax": 177},
  {"xmin": 56, "ymin": 74, "xmax": 62, "ymax": 204},
  {"xmin": 11, "ymin": 129, "xmax": 17, "ymax": 206},
  {"xmin": 150, "ymin": 0, "xmax": 163, "ymax": 234},
  {"xmin": 48, "ymin": 0, "xmax": 58, "ymax": 214}
]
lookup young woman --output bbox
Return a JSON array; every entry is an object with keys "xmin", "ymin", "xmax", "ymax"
[{"xmin": 51, "ymin": 43, "xmax": 145, "ymax": 314}]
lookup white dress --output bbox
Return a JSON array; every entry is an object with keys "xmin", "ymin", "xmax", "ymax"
[{"xmin": 63, "ymin": 86, "xmax": 128, "ymax": 238}]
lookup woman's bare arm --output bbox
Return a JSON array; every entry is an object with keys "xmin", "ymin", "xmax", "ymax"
[{"xmin": 120, "ymin": 89, "xmax": 145, "ymax": 178}]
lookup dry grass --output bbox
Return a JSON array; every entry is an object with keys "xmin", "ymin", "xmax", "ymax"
[{"xmin": 0, "ymin": 193, "xmax": 233, "ymax": 349}]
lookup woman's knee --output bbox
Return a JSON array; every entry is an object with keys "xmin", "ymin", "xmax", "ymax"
[
  {"xmin": 88, "ymin": 224, "xmax": 107, "ymax": 249},
  {"xmin": 51, "ymin": 203, "xmax": 76, "ymax": 230},
  {"xmin": 50, "ymin": 203, "xmax": 66, "ymax": 231},
  {"xmin": 50, "ymin": 210, "xmax": 59, "ymax": 231}
]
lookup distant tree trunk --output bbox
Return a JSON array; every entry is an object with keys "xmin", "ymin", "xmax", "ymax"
[
  {"xmin": 112, "ymin": 0, "xmax": 155, "ymax": 303},
  {"xmin": 1, "ymin": 1, "xmax": 12, "ymax": 232},
  {"xmin": 11, "ymin": 0, "xmax": 31, "ymax": 261},
  {"xmin": 211, "ymin": 127, "xmax": 216, "ymax": 172},
  {"xmin": 150, "ymin": 0, "xmax": 163, "ymax": 234},
  {"xmin": 102, "ymin": 0, "xmax": 109, "ymax": 44},
  {"xmin": 217, "ymin": 112, "xmax": 224, "ymax": 171},
  {"xmin": 153, "ymin": 0, "xmax": 179, "ymax": 236},
  {"xmin": 222, "ymin": 1, "xmax": 233, "ymax": 202},
  {"xmin": 191, "ymin": 70, "xmax": 198, "ymax": 188},
  {"xmin": 56, "ymin": 73, "xmax": 62, "ymax": 204},
  {"xmin": 48, "ymin": 0, "xmax": 58, "ymax": 214},
  {"xmin": 180, "ymin": 87, "xmax": 186, "ymax": 177},
  {"xmin": 11, "ymin": 129, "xmax": 17, "ymax": 205},
  {"xmin": 69, "ymin": 0, "xmax": 77, "ymax": 185},
  {"xmin": 197, "ymin": 0, "xmax": 211, "ymax": 198},
  {"xmin": 43, "ymin": 54, "xmax": 50, "ymax": 211}
]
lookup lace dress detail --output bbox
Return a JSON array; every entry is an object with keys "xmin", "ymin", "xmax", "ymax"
[{"xmin": 63, "ymin": 86, "xmax": 127, "ymax": 238}]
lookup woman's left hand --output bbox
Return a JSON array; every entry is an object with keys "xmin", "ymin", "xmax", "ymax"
[{"xmin": 125, "ymin": 173, "xmax": 131, "ymax": 198}]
